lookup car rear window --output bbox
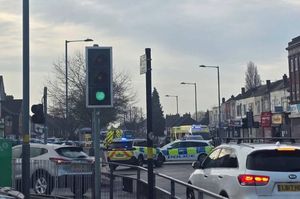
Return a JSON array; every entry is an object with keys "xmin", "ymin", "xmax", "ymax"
[
  {"xmin": 109, "ymin": 141, "xmax": 133, "ymax": 149},
  {"xmin": 247, "ymin": 149, "xmax": 300, "ymax": 171},
  {"xmin": 56, "ymin": 147, "xmax": 88, "ymax": 158}
]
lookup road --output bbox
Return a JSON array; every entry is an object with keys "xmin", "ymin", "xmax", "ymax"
[
  {"xmin": 38, "ymin": 162, "xmax": 194, "ymax": 198},
  {"xmin": 114, "ymin": 162, "xmax": 194, "ymax": 198}
]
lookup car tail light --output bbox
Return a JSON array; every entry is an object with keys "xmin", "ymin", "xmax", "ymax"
[
  {"xmin": 49, "ymin": 157, "xmax": 71, "ymax": 164},
  {"xmin": 238, "ymin": 174, "xmax": 270, "ymax": 186}
]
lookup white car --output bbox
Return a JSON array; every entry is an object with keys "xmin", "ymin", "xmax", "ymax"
[
  {"xmin": 12, "ymin": 143, "xmax": 94, "ymax": 196},
  {"xmin": 187, "ymin": 140, "xmax": 300, "ymax": 199}
]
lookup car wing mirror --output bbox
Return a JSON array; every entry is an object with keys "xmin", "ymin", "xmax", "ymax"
[{"xmin": 192, "ymin": 161, "xmax": 202, "ymax": 169}]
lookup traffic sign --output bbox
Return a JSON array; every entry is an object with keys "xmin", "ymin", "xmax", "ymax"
[{"xmin": 140, "ymin": 54, "xmax": 146, "ymax": 74}]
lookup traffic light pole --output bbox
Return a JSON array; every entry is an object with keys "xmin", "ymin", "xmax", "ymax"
[
  {"xmin": 22, "ymin": 0, "xmax": 30, "ymax": 198},
  {"xmin": 93, "ymin": 109, "xmax": 101, "ymax": 199},
  {"xmin": 145, "ymin": 48, "xmax": 154, "ymax": 199}
]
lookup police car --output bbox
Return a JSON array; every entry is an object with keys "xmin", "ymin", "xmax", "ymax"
[
  {"xmin": 106, "ymin": 138, "xmax": 163, "ymax": 169},
  {"xmin": 159, "ymin": 139, "xmax": 214, "ymax": 162}
]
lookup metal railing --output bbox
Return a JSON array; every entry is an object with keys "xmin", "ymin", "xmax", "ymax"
[{"xmin": 11, "ymin": 159, "xmax": 226, "ymax": 199}]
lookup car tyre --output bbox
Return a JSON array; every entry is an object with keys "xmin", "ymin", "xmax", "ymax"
[
  {"xmin": 197, "ymin": 153, "xmax": 207, "ymax": 162},
  {"xmin": 32, "ymin": 171, "xmax": 53, "ymax": 195},
  {"xmin": 186, "ymin": 187, "xmax": 195, "ymax": 199},
  {"xmin": 220, "ymin": 191, "xmax": 229, "ymax": 198},
  {"xmin": 137, "ymin": 155, "xmax": 144, "ymax": 166}
]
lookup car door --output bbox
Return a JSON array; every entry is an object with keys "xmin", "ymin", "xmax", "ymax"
[
  {"xmin": 210, "ymin": 147, "xmax": 239, "ymax": 195},
  {"xmin": 177, "ymin": 141, "xmax": 189, "ymax": 161},
  {"xmin": 166, "ymin": 142, "xmax": 181, "ymax": 161},
  {"xmin": 196, "ymin": 148, "xmax": 221, "ymax": 191}
]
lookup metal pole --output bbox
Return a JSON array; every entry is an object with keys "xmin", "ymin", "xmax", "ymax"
[
  {"xmin": 217, "ymin": 67, "xmax": 221, "ymax": 138},
  {"xmin": 43, "ymin": 87, "xmax": 48, "ymax": 144},
  {"xmin": 65, "ymin": 40, "xmax": 68, "ymax": 137},
  {"xmin": 93, "ymin": 109, "xmax": 101, "ymax": 199},
  {"xmin": 175, "ymin": 96, "xmax": 178, "ymax": 115},
  {"xmin": 194, "ymin": 83, "xmax": 198, "ymax": 122},
  {"xmin": 22, "ymin": 0, "xmax": 30, "ymax": 198},
  {"xmin": 146, "ymin": 48, "xmax": 154, "ymax": 199}
]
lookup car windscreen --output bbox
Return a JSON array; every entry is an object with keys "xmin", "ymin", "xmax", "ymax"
[
  {"xmin": 109, "ymin": 141, "xmax": 133, "ymax": 149},
  {"xmin": 192, "ymin": 133, "xmax": 211, "ymax": 140},
  {"xmin": 56, "ymin": 147, "xmax": 88, "ymax": 159},
  {"xmin": 247, "ymin": 149, "xmax": 300, "ymax": 172}
]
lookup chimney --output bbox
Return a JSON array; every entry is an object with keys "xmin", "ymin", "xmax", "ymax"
[
  {"xmin": 222, "ymin": 97, "xmax": 225, "ymax": 103},
  {"xmin": 266, "ymin": 80, "xmax": 271, "ymax": 91},
  {"xmin": 231, "ymin": 95, "xmax": 234, "ymax": 99},
  {"xmin": 241, "ymin": 87, "xmax": 245, "ymax": 95},
  {"xmin": 283, "ymin": 74, "xmax": 288, "ymax": 87}
]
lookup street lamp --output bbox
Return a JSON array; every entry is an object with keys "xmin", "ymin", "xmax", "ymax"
[
  {"xmin": 180, "ymin": 82, "xmax": 198, "ymax": 122},
  {"xmin": 165, "ymin": 95, "xmax": 179, "ymax": 115},
  {"xmin": 199, "ymin": 65, "xmax": 221, "ymax": 137},
  {"xmin": 65, "ymin": 38, "xmax": 93, "ymax": 121}
]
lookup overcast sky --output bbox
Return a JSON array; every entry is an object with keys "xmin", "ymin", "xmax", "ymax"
[{"xmin": 1, "ymin": 0, "xmax": 299, "ymax": 116}]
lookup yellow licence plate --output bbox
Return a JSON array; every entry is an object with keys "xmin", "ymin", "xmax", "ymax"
[{"xmin": 278, "ymin": 184, "xmax": 300, "ymax": 192}]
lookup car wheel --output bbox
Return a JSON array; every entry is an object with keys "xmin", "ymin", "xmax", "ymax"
[
  {"xmin": 197, "ymin": 153, "xmax": 207, "ymax": 162},
  {"xmin": 220, "ymin": 191, "xmax": 229, "ymax": 198},
  {"xmin": 154, "ymin": 153, "xmax": 164, "ymax": 167},
  {"xmin": 32, "ymin": 171, "xmax": 53, "ymax": 195},
  {"xmin": 71, "ymin": 176, "xmax": 89, "ymax": 197},
  {"xmin": 137, "ymin": 155, "xmax": 144, "ymax": 166},
  {"xmin": 186, "ymin": 187, "xmax": 195, "ymax": 199}
]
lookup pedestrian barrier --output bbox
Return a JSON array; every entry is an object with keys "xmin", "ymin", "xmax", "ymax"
[{"xmin": 11, "ymin": 159, "xmax": 226, "ymax": 199}]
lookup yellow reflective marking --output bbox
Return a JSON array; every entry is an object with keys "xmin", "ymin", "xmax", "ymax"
[
  {"xmin": 169, "ymin": 149, "xmax": 178, "ymax": 156},
  {"xmin": 147, "ymin": 147, "xmax": 153, "ymax": 159},
  {"xmin": 205, "ymin": 146, "xmax": 214, "ymax": 153},
  {"xmin": 187, "ymin": 147, "xmax": 197, "ymax": 155}
]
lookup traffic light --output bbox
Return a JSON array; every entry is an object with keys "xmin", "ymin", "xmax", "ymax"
[
  {"xmin": 86, "ymin": 46, "xmax": 113, "ymax": 107},
  {"xmin": 31, "ymin": 104, "xmax": 45, "ymax": 124}
]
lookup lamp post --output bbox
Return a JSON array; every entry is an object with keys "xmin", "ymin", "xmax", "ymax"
[
  {"xmin": 65, "ymin": 38, "xmax": 94, "ymax": 119},
  {"xmin": 199, "ymin": 65, "xmax": 221, "ymax": 137},
  {"xmin": 65, "ymin": 38, "xmax": 93, "ymax": 123},
  {"xmin": 180, "ymin": 82, "xmax": 198, "ymax": 122},
  {"xmin": 165, "ymin": 95, "xmax": 179, "ymax": 115}
]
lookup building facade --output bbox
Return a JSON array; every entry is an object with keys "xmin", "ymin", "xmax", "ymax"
[{"xmin": 286, "ymin": 36, "xmax": 300, "ymax": 137}]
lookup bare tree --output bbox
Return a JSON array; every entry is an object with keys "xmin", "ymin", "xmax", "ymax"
[
  {"xmin": 47, "ymin": 52, "xmax": 136, "ymax": 138},
  {"xmin": 245, "ymin": 61, "xmax": 261, "ymax": 90}
]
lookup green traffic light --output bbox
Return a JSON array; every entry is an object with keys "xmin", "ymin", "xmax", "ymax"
[{"xmin": 96, "ymin": 91, "xmax": 105, "ymax": 101}]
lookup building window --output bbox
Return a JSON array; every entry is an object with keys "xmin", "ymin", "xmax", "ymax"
[
  {"xmin": 243, "ymin": 104, "xmax": 246, "ymax": 115},
  {"xmin": 291, "ymin": 58, "xmax": 294, "ymax": 72},
  {"xmin": 295, "ymin": 57, "xmax": 298, "ymax": 71}
]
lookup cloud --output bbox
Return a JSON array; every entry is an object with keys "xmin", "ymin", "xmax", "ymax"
[{"xmin": 1, "ymin": 0, "xmax": 300, "ymax": 114}]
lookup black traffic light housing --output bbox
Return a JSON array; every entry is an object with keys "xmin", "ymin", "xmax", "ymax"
[
  {"xmin": 86, "ymin": 46, "xmax": 113, "ymax": 108},
  {"xmin": 31, "ymin": 104, "xmax": 45, "ymax": 124}
]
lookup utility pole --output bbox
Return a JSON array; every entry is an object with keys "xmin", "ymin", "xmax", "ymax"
[
  {"xmin": 22, "ymin": 0, "xmax": 30, "ymax": 198},
  {"xmin": 146, "ymin": 48, "xmax": 154, "ymax": 199}
]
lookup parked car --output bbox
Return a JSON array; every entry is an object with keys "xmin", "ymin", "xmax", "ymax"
[
  {"xmin": 12, "ymin": 143, "xmax": 94, "ymax": 196},
  {"xmin": 0, "ymin": 187, "xmax": 24, "ymax": 199},
  {"xmin": 159, "ymin": 139, "xmax": 214, "ymax": 162},
  {"xmin": 187, "ymin": 139, "xmax": 300, "ymax": 199}
]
